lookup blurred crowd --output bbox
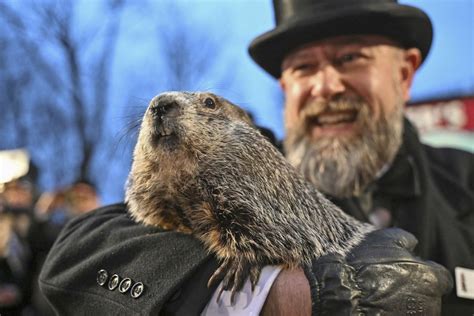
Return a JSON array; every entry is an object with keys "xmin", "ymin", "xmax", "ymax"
[{"xmin": 0, "ymin": 149, "xmax": 99, "ymax": 316}]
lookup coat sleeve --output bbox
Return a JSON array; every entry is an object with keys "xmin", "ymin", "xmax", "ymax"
[{"xmin": 39, "ymin": 203, "xmax": 216, "ymax": 315}]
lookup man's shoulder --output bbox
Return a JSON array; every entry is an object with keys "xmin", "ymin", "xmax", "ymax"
[
  {"xmin": 423, "ymin": 145, "xmax": 473, "ymax": 167},
  {"xmin": 39, "ymin": 202, "xmax": 211, "ymax": 315},
  {"xmin": 422, "ymin": 144, "xmax": 473, "ymax": 188}
]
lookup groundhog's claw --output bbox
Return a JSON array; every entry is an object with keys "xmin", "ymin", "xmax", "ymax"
[
  {"xmin": 208, "ymin": 257, "xmax": 262, "ymax": 304},
  {"xmin": 208, "ymin": 260, "xmax": 228, "ymax": 303},
  {"xmin": 249, "ymin": 265, "xmax": 261, "ymax": 291}
]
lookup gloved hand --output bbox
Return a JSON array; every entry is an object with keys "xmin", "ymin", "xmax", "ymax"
[{"xmin": 304, "ymin": 228, "xmax": 453, "ymax": 315}]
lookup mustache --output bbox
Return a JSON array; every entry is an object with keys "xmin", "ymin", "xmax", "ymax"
[
  {"xmin": 299, "ymin": 96, "xmax": 365, "ymax": 118},
  {"xmin": 290, "ymin": 96, "xmax": 367, "ymax": 137}
]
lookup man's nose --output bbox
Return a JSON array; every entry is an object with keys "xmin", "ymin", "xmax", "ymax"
[{"xmin": 309, "ymin": 65, "xmax": 345, "ymax": 100}]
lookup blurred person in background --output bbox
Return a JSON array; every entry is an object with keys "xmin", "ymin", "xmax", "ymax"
[
  {"xmin": 64, "ymin": 180, "xmax": 100, "ymax": 216},
  {"xmin": 29, "ymin": 179, "xmax": 99, "ymax": 316},
  {"xmin": 0, "ymin": 149, "xmax": 101, "ymax": 316},
  {"xmin": 0, "ymin": 149, "xmax": 38, "ymax": 315},
  {"xmin": 34, "ymin": 179, "xmax": 99, "ymax": 229}
]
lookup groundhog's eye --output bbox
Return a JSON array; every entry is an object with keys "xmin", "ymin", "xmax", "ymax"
[{"xmin": 204, "ymin": 97, "xmax": 216, "ymax": 109}]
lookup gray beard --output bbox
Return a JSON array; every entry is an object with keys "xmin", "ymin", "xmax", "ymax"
[{"xmin": 284, "ymin": 98, "xmax": 404, "ymax": 198}]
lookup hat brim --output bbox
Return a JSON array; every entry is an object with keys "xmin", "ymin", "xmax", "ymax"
[{"xmin": 248, "ymin": 3, "xmax": 433, "ymax": 78}]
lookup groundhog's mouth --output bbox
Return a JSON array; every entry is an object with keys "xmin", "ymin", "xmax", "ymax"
[
  {"xmin": 152, "ymin": 119, "xmax": 179, "ymax": 147},
  {"xmin": 153, "ymin": 132, "xmax": 179, "ymax": 148},
  {"xmin": 156, "ymin": 129, "xmax": 174, "ymax": 138}
]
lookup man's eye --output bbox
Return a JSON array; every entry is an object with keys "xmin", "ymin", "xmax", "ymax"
[
  {"xmin": 290, "ymin": 63, "xmax": 315, "ymax": 75},
  {"xmin": 294, "ymin": 63, "xmax": 313, "ymax": 71},
  {"xmin": 336, "ymin": 53, "xmax": 362, "ymax": 65}
]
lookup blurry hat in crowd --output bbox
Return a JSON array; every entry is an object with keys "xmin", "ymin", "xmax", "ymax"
[
  {"xmin": 0, "ymin": 149, "xmax": 32, "ymax": 185},
  {"xmin": 0, "ymin": 149, "xmax": 38, "ymax": 214},
  {"xmin": 65, "ymin": 179, "xmax": 99, "ymax": 215},
  {"xmin": 249, "ymin": 0, "xmax": 433, "ymax": 78}
]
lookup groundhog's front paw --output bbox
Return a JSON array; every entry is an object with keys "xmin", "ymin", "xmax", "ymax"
[{"xmin": 208, "ymin": 257, "xmax": 262, "ymax": 304}]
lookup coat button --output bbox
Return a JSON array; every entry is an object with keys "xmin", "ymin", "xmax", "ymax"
[
  {"xmin": 119, "ymin": 278, "xmax": 132, "ymax": 293},
  {"xmin": 97, "ymin": 269, "xmax": 109, "ymax": 286},
  {"xmin": 108, "ymin": 274, "xmax": 121, "ymax": 291},
  {"xmin": 130, "ymin": 282, "xmax": 144, "ymax": 299}
]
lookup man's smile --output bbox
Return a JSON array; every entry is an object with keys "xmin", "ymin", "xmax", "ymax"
[{"xmin": 305, "ymin": 109, "xmax": 359, "ymax": 137}]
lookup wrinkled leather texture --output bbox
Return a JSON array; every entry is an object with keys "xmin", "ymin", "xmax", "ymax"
[{"xmin": 305, "ymin": 228, "xmax": 453, "ymax": 315}]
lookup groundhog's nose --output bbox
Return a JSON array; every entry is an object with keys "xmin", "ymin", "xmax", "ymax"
[{"xmin": 151, "ymin": 97, "xmax": 179, "ymax": 119}]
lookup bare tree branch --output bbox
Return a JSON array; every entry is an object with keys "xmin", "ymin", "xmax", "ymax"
[{"xmin": 0, "ymin": 0, "xmax": 126, "ymax": 187}]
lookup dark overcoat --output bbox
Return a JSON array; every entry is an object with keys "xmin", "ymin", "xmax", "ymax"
[{"xmin": 331, "ymin": 120, "xmax": 474, "ymax": 314}]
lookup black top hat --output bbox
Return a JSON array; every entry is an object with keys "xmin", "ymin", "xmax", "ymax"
[{"xmin": 249, "ymin": 0, "xmax": 433, "ymax": 78}]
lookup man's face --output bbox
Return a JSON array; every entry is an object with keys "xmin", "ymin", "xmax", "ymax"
[
  {"xmin": 1, "ymin": 180, "xmax": 34, "ymax": 208},
  {"xmin": 280, "ymin": 35, "xmax": 420, "ymax": 197}
]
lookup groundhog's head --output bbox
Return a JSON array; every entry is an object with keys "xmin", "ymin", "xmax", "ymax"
[
  {"xmin": 137, "ymin": 92, "xmax": 254, "ymax": 156},
  {"xmin": 126, "ymin": 92, "xmax": 256, "ymax": 229}
]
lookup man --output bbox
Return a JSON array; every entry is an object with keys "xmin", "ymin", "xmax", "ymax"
[
  {"xmin": 39, "ymin": 0, "xmax": 470, "ymax": 314},
  {"xmin": 247, "ymin": 0, "xmax": 474, "ymax": 313}
]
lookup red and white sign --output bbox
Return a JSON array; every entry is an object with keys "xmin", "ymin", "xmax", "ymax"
[{"xmin": 405, "ymin": 96, "xmax": 474, "ymax": 133}]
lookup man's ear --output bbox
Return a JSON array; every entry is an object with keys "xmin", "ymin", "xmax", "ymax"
[
  {"xmin": 400, "ymin": 48, "xmax": 422, "ymax": 101},
  {"xmin": 279, "ymin": 77, "xmax": 287, "ymax": 92}
]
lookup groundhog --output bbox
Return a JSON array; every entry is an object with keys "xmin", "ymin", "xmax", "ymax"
[{"xmin": 125, "ymin": 91, "xmax": 374, "ymax": 300}]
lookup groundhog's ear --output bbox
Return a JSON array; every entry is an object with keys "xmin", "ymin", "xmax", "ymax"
[
  {"xmin": 238, "ymin": 109, "xmax": 254, "ymax": 127},
  {"xmin": 221, "ymin": 96, "xmax": 254, "ymax": 126}
]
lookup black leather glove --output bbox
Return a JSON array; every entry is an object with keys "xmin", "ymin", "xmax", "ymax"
[{"xmin": 304, "ymin": 228, "xmax": 453, "ymax": 315}]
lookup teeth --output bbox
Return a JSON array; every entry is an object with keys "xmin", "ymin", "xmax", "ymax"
[
  {"xmin": 155, "ymin": 124, "xmax": 174, "ymax": 137},
  {"xmin": 159, "ymin": 128, "xmax": 173, "ymax": 137},
  {"xmin": 317, "ymin": 112, "xmax": 356, "ymax": 125}
]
